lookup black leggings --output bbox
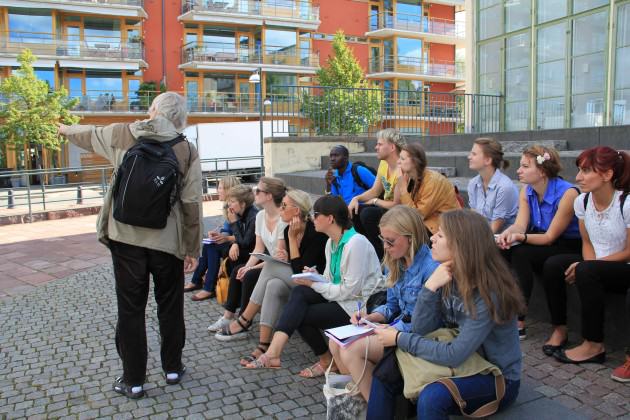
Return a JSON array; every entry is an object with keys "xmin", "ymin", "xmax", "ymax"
[
  {"xmin": 358, "ymin": 205, "xmax": 387, "ymax": 261},
  {"xmin": 224, "ymin": 265, "xmax": 262, "ymax": 315},
  {"xmin": 275, "ymin": 285, "xmax": 349, "ymax": 356},
  {"xmin": 502, "ymin": 239, "xmax": 581, "ymax": 319}
]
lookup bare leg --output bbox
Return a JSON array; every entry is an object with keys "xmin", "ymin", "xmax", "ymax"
[
  {"xmin": 329, "ymin": 341, "xmax": 349, "ymax": 374},
  {"xmin": 226, "ymin": 302, "xmax": 261, "ymax": 334},
  {"xmin": 337, "ymin": 336, "xmax": 384, "ymax": 400},
  {"xmin": 564, "ymin": 340, "xmax": 605, "ymax": 361}
]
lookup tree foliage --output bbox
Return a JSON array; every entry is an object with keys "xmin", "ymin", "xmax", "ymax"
[
  {"xmin": 301, "ymin": 31, "xmax": 382, "ymax": 135},
  {"xmin": 0, "ymin": 49, "xmax": 79, "ymax": 152}
]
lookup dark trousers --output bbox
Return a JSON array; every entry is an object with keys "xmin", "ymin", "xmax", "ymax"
[
  {"xmin": 191, "ymin": 242, "xmax": 230, "ymax": 292},
  {"xmin": 574, "ymin": 260, "xmax": 630, "ymax": 342},
  {"xmin": 367, "ymin": 374, "xmax": 520, "ymax": 420},
  {"xmin": 502, "ymin": 239, "xmax": 581, "ymax": 320},
  {"xmin": 224, "ymin": 265, "xmax": 262, "ymax": 314},
  {"xmin": 358, "ymin": 205, "xmax": 388, "ymax": 260},
  {"xmin": 275, "ymin": 285, "xmax": 349, "ymax": 356},
  {"xmin": 110, "ymin": 240, "xmax": 185, "ymax": 386},
  {"xmin": 542, "ymin": 253, "xmax": 582, "ymax": 326}
]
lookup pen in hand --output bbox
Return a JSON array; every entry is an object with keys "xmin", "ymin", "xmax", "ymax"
[{"xmin": 357, "ymin": 301, "xmax": 362, "ymax": 322}]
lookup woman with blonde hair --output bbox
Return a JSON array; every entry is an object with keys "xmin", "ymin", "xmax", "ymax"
[
  {"xmin": 394, "ymin": 143, "xmax": 461, "ymax": 235},
  {"xmin": 185, "ymin": 175, "xmax": 241, "ymax": 300},
  {"xmin": 215, "ymin": 189, "xmax": 329, "ymax": 365},
  {"xmin": 329, "ymin": 205, "xmax": 438, "ymax": 398},
  {"xmin": 369, "ymin": 210, "xmax": 525, "ymax": 419},
  {"xmin": 467, "ymin": 138, "xmax": 519, "ymax": 233}
]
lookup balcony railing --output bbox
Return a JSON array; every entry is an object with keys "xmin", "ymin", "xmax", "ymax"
[
  {"xmin": 368, "ymin": 56, "xmax": 464, "ymax": 79},
  {"xmin": 0, "ymin": 32, "xmax": 144, "ymax": 61},
  {"xmin": 182, "ymin": 0, "xmax": 319, "ymax": 20},
  {"xmin": 181, "ymin": 41, "xmax": 318, "ymax": 67},
  {"xmin": 369, "ymin": 12, "xmax": 464, "ymax": 38},
  {"xmin": 58, "ymin": 0, "xmax": 144, "ymax": 5}
]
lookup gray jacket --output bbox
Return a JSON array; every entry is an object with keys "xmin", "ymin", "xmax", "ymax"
[
  {"xmin": 397, "ymin": 286, "xmax": 522, "ymax": 382},
  {"xmin": 64, "ymin": 116, "xmax": 203, "ymax": 259}
]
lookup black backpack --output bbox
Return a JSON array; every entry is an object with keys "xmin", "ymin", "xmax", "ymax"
[
  {"xmin": 350, "ymin": 161, "xmax": 377, "ymax": 190},
  {"xmin": 112, "ymin": 135, "xmax": 189, "ymax": 229},
  {"xmin": 583, "ymin": 191, "xmax": 628, "ymax": 218}
]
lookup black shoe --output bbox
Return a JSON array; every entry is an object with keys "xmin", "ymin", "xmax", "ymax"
[
  {"xmin": 554, "ymin": 349, "xmax": 606, "ymax": 365},
  {"xmin": 113, "ymin": 377, "xmax": 145, "ymax": 399},
  {"xmin": 518, "ymin": 327, "xmax": 527, "ymax": 341},
  {"xmin": 542, "ymin": 339, "xmax": 568, "ymax": 357},
  {"xmin": 165, "ymin": 365, "xmax": 187, "ymax": 385}
]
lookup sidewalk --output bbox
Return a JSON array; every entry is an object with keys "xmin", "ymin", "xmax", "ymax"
[{"xmin": 0, "ymin": 206, "xmax": 628, "ymax": 419}]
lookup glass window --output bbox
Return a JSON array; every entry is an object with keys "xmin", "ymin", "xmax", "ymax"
[
  {"xmin": 537, "ymin": 97, "xmax": 566, "ymax": 129},
  {"xmin": 537, "ymin": 0, "xmax": 567, "ymax": 23},
  {"xmin": 397, "ymin": 38, "xmax": 422, "ymax": 66},
  {"xmin": 571, "ymin": 10, "xmax": 608, "ymax": 127},
  {"xmin": 505, "ymin": 0, "xmax": 531, "ymax": 33},
  {"xmin": 203, "ymin": 28, "xmax": 236, "ymax": 53},
  {"xmin": 85, "ymin": 71, "xmax": 123, "ymax": 100},
  {"xmin": 614, "ymin": 3, "xmax": 630, "ymax": 125},
  {"xmin": 397, "ymin": 80, "xmax": 423, "ymax": 106},
  {"xmin": 479, "ymin": 2, "xmax": 502, "ymax": 40},
  {"xmin": 537, "ymin": 22, "xmax": 566, "ymax": 63},
  {"xmin": 265, "ymin": 29, "xmax": 297, "ymax": 54},
  {"xmin": 396, "ymin": 0, "xmax": 421, "ymax": 30},
  {"xmin": 573, "ymin": 0, "xmax": 607, "ymax": 14},
  {"xmin": 83, "ymin": 17, "xmax": 121, "ymax": 42},
  {"xmin": 266, "ymin": 73, "xmax": 297, "ymax": 97},
  {"xmin": 505, "ymin": 32, "xmax": 530, "ymax": 130},
  {"xmin": 479, "ymin": 40, "xmax": 501, "ymax": 94},
  {"xmin": 34, "ymin": 68, "xmax": 55, "ymax": 90},
  {"xmin": 537, "ymin": 22, "xmax": 566, "ymax": 128},
  {"xmin": 8, "ymin": 9, "xmax": 53, "ymax": 43}
]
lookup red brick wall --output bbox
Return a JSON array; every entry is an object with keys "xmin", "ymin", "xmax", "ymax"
[{"xmin": 427, "ymin": 3, "xmax": 455, "ymax": 20}]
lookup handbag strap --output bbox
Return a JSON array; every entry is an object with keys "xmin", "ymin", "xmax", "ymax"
[
  {"xmin": 436, "ymin": 374, "xmax": 506, "ymax": 418},
  {"xmin": 327, "ymin": 336, "xmax": 371, "ymax": 394}
]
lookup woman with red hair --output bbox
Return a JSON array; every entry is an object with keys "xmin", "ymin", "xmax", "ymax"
[{"xmin": 541, "ymin": 147, "xmax": 630, "ymax": 380}]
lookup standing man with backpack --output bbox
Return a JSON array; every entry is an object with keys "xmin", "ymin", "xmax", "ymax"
[
  {"xmin": 58, "ymin": 92, "xmax": 203, "ymax": 399},
  {"xmin": 325, "ymin": 145, "xmax": 376, "ymax": 205}
]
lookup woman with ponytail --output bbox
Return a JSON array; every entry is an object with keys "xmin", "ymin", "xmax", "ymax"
[
  {"xmin": 541, "ymin": 147, "xmax": 630, "ymax": 380},
  {"xmin": 467, "ymin": 138, "xmax": 519, "ymax": 233}
]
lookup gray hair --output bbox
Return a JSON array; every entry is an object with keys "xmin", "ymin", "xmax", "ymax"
[
  {"xmin": 150, "ymin": 92, "xmax": 187, "ymax": 131},
  {"xmin": 376, "ymin": 128, "xmax": 406, "ymax": 153},
  {"xmin": 285, "ymin": 189, "xmax": 312, "ymax": 220}
]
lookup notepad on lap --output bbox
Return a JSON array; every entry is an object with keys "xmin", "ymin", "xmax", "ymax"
[
  {"xmin": 291, "ymin": 272, "xmax": 329, "ymax": 283},
  {"xmin": 202, "ymin": 238, "xmax": 216, "ymax": 244},
  {"xmin": 250, "ymin": 253, "xmax": 290, "ymax": 266},
  {"xmin": 325, "ymin": 324, "xmax": 374, "ymax": 347}
]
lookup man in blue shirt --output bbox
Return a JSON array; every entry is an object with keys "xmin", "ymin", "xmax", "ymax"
[{"xmin": 325, "ymin": 145, "xmax": 376, "ymax": 205}]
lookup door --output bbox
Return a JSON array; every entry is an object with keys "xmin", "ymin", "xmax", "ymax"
[{"xmin": 64, "ymin": 25, "xmax": 82, "ymax": 56}]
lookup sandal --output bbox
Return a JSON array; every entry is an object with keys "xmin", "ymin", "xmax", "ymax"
[
  {"xmin": 244, "ymin": 353, "xmax": 282, "ymax": 370},
  {"xmin": 298, "ymin": 361, "xmax": 328, "ymax": 378},
  {"xmin": 240, "ymin": 342, "xmax": 270, "ymax": 366},
  {"xmin": 215, "ymin": 315, "xmax": 251, "ymax": 342}
]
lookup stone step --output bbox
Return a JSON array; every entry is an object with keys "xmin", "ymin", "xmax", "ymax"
[{"xmin": 500, "ymin": 139, "xmax": 568, "ymax": 153}]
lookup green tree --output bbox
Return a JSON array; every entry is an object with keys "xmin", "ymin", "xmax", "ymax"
[
  {"xmin": 135, "ymin": 80, "xmax": 166, "ymax": 110},
  {"xmin": 301, "ymin": 31, "xmax": 382, "ymax": 135},
  {"xmin": 0, "ymin": 49, "xmax": 79, "ymax": 153}
]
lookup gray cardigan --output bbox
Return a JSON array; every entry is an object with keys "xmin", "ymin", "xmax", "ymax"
[{"xmin": 397, "ymin": 286, "xmax": 522, "ymax": 382}]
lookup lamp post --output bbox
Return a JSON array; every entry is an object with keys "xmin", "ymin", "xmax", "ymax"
[{"xmin": 249, "ymin": 68, "xmax": 263, "ymax": 173}]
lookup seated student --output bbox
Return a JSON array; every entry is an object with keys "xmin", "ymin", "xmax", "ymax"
[
  {"xmin": 348, "ymin": 128, "xmax": 406, "ymax": 260},
  {"xmin": 368, "ymin": 210, "xmax": 525, "ymax": 420},
  {"xmin": 496, "ymin": 146, "xmax": 580, "ymax": 339},
  {"xmin": 325, "ymin": 145, "xmax": 376, "ymax": 205},
  {"xmin": 244, "ymin": 195, "xmax": 385, "ymax": 373},
  {"xmin": 206, "ymin": 184, "xmax": 258, "ymax": 331},
  {"xmin": 541, "ymin": 147, "xmax": 630, "ymax": 376},
  {"xmin": 467, "ymin": 138, "xmax": 519, "ymax": 233},
  {"xmin": 215, "ymin": 189, "xmax": 328, "ymax": 356},
  {"xmin": 393, "ymin": 143, "xmax": 461, "ymax": 235},
  {"xmin": 208, "ymin": 177, "xmax": 287, "ymax": 336},
  {"xmin": 329, "ymin": 205, "xmax": 438, "ymax": 399},
  {"xmin": 185, "ymin": 175, "xmax": 241, "ymax": 300}
]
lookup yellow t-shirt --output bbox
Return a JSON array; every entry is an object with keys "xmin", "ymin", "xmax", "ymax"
[{"xmin": 377, "ymin": 160, "xmax": 399, "ymax": 201}]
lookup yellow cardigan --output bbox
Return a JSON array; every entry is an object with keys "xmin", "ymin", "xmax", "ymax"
[{"xmin": 399, "ymin": 169, "xmax": 461, "ymax": 234}]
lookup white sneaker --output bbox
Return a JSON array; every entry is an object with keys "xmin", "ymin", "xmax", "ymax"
[{"xmin": 207, "ymin": 317, "xmax": 230, "ymax": 332}]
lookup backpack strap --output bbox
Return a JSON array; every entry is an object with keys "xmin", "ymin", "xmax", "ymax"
[
  {"xmin": 351, "ymin": 163, "xmax": 371, "ymax": 190},
  {"xmin": 583, "ymin": 191, "xmax": 590, "ymax": 212},
  {"xmin": 436, "ymin": 374, "xmax": 506, "ymax": 418},
  {"xmin": 621, "ymin": 192, "xmax": 628, "ymax": 219}
]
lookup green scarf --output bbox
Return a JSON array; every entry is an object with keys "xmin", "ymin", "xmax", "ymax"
[{"xmin": 329, "ymin": 227, "xmax": 357, "ymax": 285}]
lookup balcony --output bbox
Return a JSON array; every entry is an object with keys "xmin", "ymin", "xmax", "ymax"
[
  {"xmin": 367, "ymin": 12, "xmax": 464, "ymax": 45},
  {"xmin": 367, "ymin": 56, "xmax": 464, "ymax": 83},
  {"xmin": 0, "ymin": 32, "xmax": 146, "ymax": 70},
  {"xmin": 180, "ymin": 42, "xmax": 319, "ymax": 73},
  {"xmin": 1, "ymin": 0, "xmax": 147, "ymax": 18},
  {"xmin": 179, "ymin": 0, "xmax": 319, "ymax": 30}
]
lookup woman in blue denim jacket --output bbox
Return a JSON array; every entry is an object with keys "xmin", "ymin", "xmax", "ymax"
[{"xmin": 329, "ymin": 205, "xmax": 438, "ymax": 401}]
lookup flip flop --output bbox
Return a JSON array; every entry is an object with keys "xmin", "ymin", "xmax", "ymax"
[
  {"xmin": 298, "ymin": 361, "xmax": 327, "ymax": 378},
  {"xmin": 244, "ymin": 354, "xmax": 281, "ymax": 370}
]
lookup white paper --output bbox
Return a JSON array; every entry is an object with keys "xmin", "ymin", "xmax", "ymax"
[
  {"xmin": 291, "ymin": 272, "xmax": 329, "ymax": 283},
  {"xmin": 325, "ymin": 324, "xmax": 374, "ymax": 340},
  {"xmin": 250, "ymin": 253, "xmax": 290, "ymax": 266}
]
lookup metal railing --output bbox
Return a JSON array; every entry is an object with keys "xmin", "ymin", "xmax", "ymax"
[
  {"xmin": 60, "ymin": 0, "xmax": 144, "ymax": 5},
  {"xmin": 268, "ymin": 85, "xmax": 502, "ymax": 136},
  {"xmin": 70, "ymin": 90, "xmax": 154, "ymax": 113},
  {"xmin": 0, "ymin": 156, "xmax": 263, "ymax": 221},
  {"xmin": 181, "ymin": 42, "xmax": 318, "ymax": 67},
  {"xmin": 0, "ymin": 31, "xmax": 144, "ymax": 61},
  {"xmin": 369, "ymin": 12, "xmax": 464, "ymax": 38},
  {"xmin": 182, "ymin": 0, "xmax": 319, "ymax": 20},
  {"xmin": 368, "ymin": 56, "xmax": 465, "ymax": 79}
]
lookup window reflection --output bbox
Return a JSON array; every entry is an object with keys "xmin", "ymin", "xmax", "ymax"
[{"xmin": 8, "ymin": 9, "xmax": 53, "ymax": 43}]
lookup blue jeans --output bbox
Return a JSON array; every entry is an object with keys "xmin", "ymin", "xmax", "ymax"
[
  {"xmin": 191, "ymin": 242, "xmax": 230, "ymax": 292},
  {"xmin": 367, "ymin": 374, "xmax": 520, "ymax": 420}
]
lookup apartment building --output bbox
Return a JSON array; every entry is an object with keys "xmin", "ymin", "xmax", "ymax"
[
  {"xmin": 467, "ymin": 0, "xmax": 630, "ymax": 131},
  {"xmin": 0, "ymin": 0, "xmax": 463, "ymax": 171}
]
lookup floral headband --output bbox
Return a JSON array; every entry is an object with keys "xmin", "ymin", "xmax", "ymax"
[{"xmin": 536, "ymin": 152, "xmax": 551, "ymax": 165}]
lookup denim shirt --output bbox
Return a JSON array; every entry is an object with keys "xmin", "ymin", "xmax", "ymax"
[
  {"xmin": 468, "ymin": 170, "xmax": 519, "ymax": 231},
  {"xmin": 372, "ymin": 245, "xmax": 439, "ymax": 332},
  {"xmin": 526, "ymin": 177, "xmax": 580, "ymax": 239},
  {"xmin": 331, "ymin": 162, "xmax": 376, "ymax": 205}
]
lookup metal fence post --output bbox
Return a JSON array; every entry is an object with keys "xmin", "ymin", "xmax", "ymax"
[
  {"xmin": 41, "ymin": 182, "xmax": 46, "ymax": 211},
  {"xmin": 7, "ymin": 189, "xmax": 14, "ymax": 209},
  {"xmin": 76, "ymin": 185, "xmax": 83, "ymax": 204},
  {"xmin": 25, "ymin": 175, "xmax": 32, "ymax": 222}
]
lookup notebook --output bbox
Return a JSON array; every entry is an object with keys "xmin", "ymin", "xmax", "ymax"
[
  {"xmin": 250, "ymin": 253, "xmax": 290, "ymax": 266},
  {"xmin": 291, "ymin": 272, "xmax": 328, "ymax": 283},
  {"xmin": 324, "ymin": 324, "xmax": 374, "ymax": 347}
]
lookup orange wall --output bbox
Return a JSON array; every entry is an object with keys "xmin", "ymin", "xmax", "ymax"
[
  {"xmin": 143, "ymin": 0, "xmax": 184, "ymax": 91},
  {"xmin": 430, "ymin": 82, "xmax": 456, "ymax": 92},
  {"xmin": 314, "ymin": 40, "xmax": 369, "ymax": 71},
  {"xmin": 429, "ymin": 43, "xmax": 454, "ymax": 63},
  {"xmin": 427, "ymin": 3, "xmax": 455, "ymax": 20}
]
